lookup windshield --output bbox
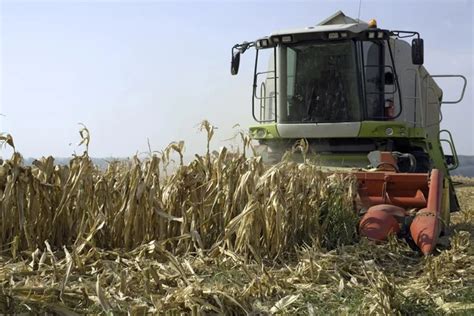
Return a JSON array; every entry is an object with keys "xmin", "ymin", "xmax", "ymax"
[{"xmin": 283, "ymin": 41, "xmax": 362, "ymax": 123}]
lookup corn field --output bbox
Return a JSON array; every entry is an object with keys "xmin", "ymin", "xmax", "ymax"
[{"xmin": 0, "ymin": 124, "xmax": 473, "ymax": 314}]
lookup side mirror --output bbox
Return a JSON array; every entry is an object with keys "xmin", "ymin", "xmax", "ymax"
[
  {"xmin": 411, "ymin": 38, "xmax": 424, "ymax": 65},
  {"xmin": 231, "ymin": 51, "xmax": 241, "ymax": 75}
]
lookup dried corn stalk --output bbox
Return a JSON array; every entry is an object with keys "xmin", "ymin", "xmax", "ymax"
[{"xmin": 0, "ymin": 131, "xmax": 473, "ymax": 314}]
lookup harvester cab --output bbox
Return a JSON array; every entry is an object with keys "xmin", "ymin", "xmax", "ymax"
[{"xmin": 230, "ymin": 11, "xmax": 467, "ymax": 254}]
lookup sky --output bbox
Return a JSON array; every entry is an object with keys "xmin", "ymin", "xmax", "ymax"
[{"xmin": 0, "ymin": 0, "xmax": 473, "ymax": 158}]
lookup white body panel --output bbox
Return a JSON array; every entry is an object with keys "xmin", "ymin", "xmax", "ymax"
[{"xmin": 277, "ymin": 122, "xmax": 361, "ymax": 138}]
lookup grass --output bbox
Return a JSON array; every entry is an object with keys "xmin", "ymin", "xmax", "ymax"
[{"xmin": 0, "ymin": 125, "xmax": 473, "ymax": 314}]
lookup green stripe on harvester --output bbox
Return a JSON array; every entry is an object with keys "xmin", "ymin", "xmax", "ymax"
[{"xmin": 358, "ymin": 121, "xmax": 426, "ymax": 138}]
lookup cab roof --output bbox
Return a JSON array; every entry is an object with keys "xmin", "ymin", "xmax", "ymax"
[{"xmin": 270, "ymin": 11, "xmax": 369, "ymax": 37}]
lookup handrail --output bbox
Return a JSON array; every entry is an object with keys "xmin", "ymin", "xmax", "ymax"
[
  {"xmin": 428, "ymin": 86, "xmax": 443, "ymax": 125},
  {"xmin": 259, "ymin": 82, "xmax": 266, "ymax": 121},
  {"xmin": 252, "ymin": 48, "xmax": 277, "ymax": 123},
  {"xmin": 430, "ymin": 75, "xmax": 467, "ymax": 104},
  {"xmin": 363, "ymin": 65, "xmax": 398, "ymax": 95},
  {"xmin": 439, "ymin": 129, "xmax": 459, "ymax": 170}
]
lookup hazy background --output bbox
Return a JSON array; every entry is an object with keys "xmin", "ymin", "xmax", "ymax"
[{"xmin": 0, "ymin": 0, "xmax": 473, "ymax": 158}]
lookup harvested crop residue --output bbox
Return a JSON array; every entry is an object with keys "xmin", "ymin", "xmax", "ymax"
[{"xmin": 0, "ymin": 130, "xmax": 473, "ymax": 314}]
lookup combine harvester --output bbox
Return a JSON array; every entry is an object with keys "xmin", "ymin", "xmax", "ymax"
[{"xmin": 230, "ymin": 11, "xmax": 467, "ymax": 255}]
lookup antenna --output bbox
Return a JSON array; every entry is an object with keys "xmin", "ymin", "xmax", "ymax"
[{"xmin": 357, "ymin": 0, "xmax": 363, "ymax": 22}]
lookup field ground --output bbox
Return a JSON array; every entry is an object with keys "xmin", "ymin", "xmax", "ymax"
[{"xmin": 0, "ymin": 151, "xmax": 473, "ymax": 314}]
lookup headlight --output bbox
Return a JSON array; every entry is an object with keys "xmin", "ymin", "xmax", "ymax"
[
  {"xmin": 255, "ymin": 129, "xmax": 267, "ymax": 138},
  {"xmin": 257, "ymin": 39, "xmax": 269, "ymax": 48},
  {"xmin": 281, "ymin": 35, "xmax": 293, "ymax": 43}
]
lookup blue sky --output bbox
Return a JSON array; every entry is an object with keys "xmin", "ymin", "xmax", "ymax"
[{"xmin": 0, "ymin": 0, "xmax": 473, "ymax": 157}]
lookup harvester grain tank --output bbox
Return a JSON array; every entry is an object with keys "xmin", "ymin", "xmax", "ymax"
[{"xmin": 230, "ymin": 11, "xmax": 467, "ymax": 255}]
